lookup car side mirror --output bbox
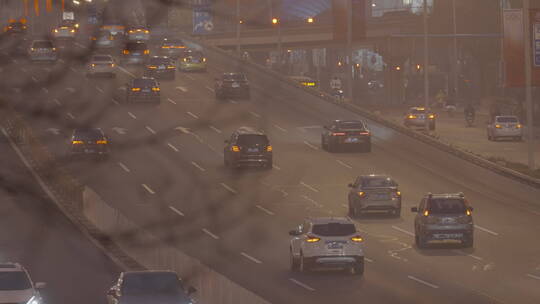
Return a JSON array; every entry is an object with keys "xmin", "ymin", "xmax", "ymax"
[
  {"xmin": 224, "ymin": 139, "xmax": 229, "ymax": 144},
  {"xmin": 187, "ymin": 286, "xmax": 197, "ymax": 295},
  {"xmin": 411, "ymin": 207, "xmax": 418, "ymax": 212},
  {"xmin": 348, "ymin": 183, "xmax": 354, "ymax": 188},
  {"xmin": 35, "ymin": 282, "xmax": 46, "ymax": 289}
]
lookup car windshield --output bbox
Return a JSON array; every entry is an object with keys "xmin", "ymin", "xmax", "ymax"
[
  {"xmin": 496, "ymin": 117, "xmax": 518, "ymax": 123},
  {"xmin": 133, "ymin": 79, "xmax": 156, "ymax": 88},
  {"xmin": 163, "ymin": 39, "xmax": 184, "ymax": 46},
  {"xmin": 92, "ymin": 55, "xmax": 112, "ymax": 62},
  {"xmin": 73, "ymin": 129, "xmax": 104, "ymax": 141},
  {"xmin": 126, "ymin": 43, "xmax": 147, "ymax": 50},
  {"xmin": 361, "ymin": 177, "xmax": 396, "ymax": 188},
  {"xmin": 410, "ymin": 108, "xmax": 427, "ymax": 114},
  {"xmin": 0, "ymin": 272, "xmax": 32, "ymax": 290},
  {"xmin": 223, "ymin": 74, "xmax": 246, "ymax": 81},
  {"xmin": 33, "ymin": 41, "xmax": 53, "ymax": 48},
  {"xmin": 237, "ymin": 135, "xmax": 268, "ymax": 146},
  {"xmin": 121, "ymin": 273, "xmax": 182, "ymax": 295},
  {"xmin": 312, "ymin": 223, "xmax": 356, "ymax": 236},
  {"xmin": 149, "ymin": 58, "xmax": 170, "ymax": 65},
  {"xmin": 338, "ymin": 121, "xmax": 365, "ymax": 130},
  {"xmin": 428, "ymin": 198, "xmax": 467, "ymax": 214}
]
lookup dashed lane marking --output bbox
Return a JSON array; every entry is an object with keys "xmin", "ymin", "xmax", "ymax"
[
  {"xmin": 191, "ymin": 161, "xmax": 206, "ymax": 172},
  {"xmin": 527, "ymin": 274, "xmax": 540, "ymax": 280},
  {"xmin": 96, "ymin": 86, "xmax": 104, "ymax": 93},
  {"xmin": 256, "ymin": 205, "xmax": 275, "ymax": 216},
  {"xmin": 209, "ymin": 125, "xmax": 222, "ymax": 134},
  {"xmin": 145, "ymin": 126, "xmax": 156, "ymax": 135},
  {"xmin": 474, "ymin": 225, "xmax": 499, "ymax": 236},
  {"xmin": 128, "ymin": 112, "xmax": 137, "ymax": 119},
  {"xmin": 392, "ymin": 226, "xmax": 415, "ymax": 237},
  {"xmin": 169, "ymin": 206, "xmax": 185, "ymax": 217},
  {"xmin": 300, "ymin": 181, "xmax": 319, "ymax": 193},
  {"xmin": 202, "ymin": 228, "xmax": 219, "ymax": 240},
  {"xmin": 142, "ymin": 184, "xmax": 155, "ymax": 194},
  {"xmin": 117, "ymin": 66, "xmax": 136, "ymax": 78},
  {"xmin": 336, "ymin": 159, "xmax": 353, "ymax": 169},
  {"xmin": 176, "ymin": 86, "xmax": 188, "ymax": 92},
  {"xmin": 67, "ymin": 113, "xmax": 75, "ymax": 120},
  {"xmin": 206, "ymin": 86, "xmax": 214, "ymax": 92},
  {"xmin": 187, "ymin": 111, "xmax": 199, "ymax": 119},
  {"xmin": 407, "ymin": 275, "xmax": 439, "ymax": 289},
  {"xmin": 53, "ymin": 99, "xmax": 61, "ymax": 106},
  {"xmin": 249, "ymin": 111, "xmax": 261, "ymax": 118},
  {"xmin": 272, "ymin": 164, "xmax": 281, "ymax": 170},
  {"xmin": 220, "ymin": 183, "xmax": 237, "ymax": 194},
  {"xmin": 289, "ymin": 279, "xmax": 315, "ymax": 292},
  {"xmin": 273, "ymin": 124, "xmax": 287, "ymax": 132},
  {"xmin": 167, "ymin": 98, "xmax": 177, "ymax": 105},
  {"xmin": 185, "ymin": 74, "xmax": 195, "ymax": 80},
  {"xmin": 118, "ymin": 162, "xmax": 131, "ymax": 173},
  {"xmin": 241, "ymin": 252, "xmax": 263, "ymax": 264},
  {"xmin": 303, "ymin": 141, "xmax": 319, "ymax": 150},
  {"xmin": 167, "ymin": 142, "xmax": 179, "ymax": 152}
]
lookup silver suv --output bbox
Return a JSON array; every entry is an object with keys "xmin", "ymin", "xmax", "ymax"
[
  {"xmin": 411, "ymin": 192, "xmax": 474, "ymax": 248},
  {"xmin": 347, "ymin": 174, "xmax": 401, "ymax": 217},
  {"xmin": 289, "ymin": 217, "xmax": 365, "ymax": 275},
  {"xmin": 0, "ymin": 263, "xmax": 46, "ymax": 304}
]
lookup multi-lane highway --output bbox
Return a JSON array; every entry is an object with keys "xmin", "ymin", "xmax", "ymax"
[
  {"xmin": 2, "ymin": 34, "xmax": 540, "ymax": 304},
  {"xmin": 0, "ymin": 120, "xmax": 120, "ymax": 303}
]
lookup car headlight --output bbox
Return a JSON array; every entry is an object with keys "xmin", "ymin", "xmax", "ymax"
[{"xmin": 26, "ymin": 296, "xmax": 40, "ymax": 304}]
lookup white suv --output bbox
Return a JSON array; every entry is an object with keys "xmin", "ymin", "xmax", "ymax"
[
  {"xmin": 289, "ymin": 217, "xmax": 365, "ymax": 275},
  {"xmin": 0, "ymin": 263, "xmax": 45, "ymax": 304}
]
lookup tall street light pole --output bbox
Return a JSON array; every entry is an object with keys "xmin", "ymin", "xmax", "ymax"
[
  {"xmin": 452, "ymin": 0, "xmax": 458, "ymax": 102},
  {"xmin": 346, "ymin": 0, "xmax": 354, "ymax": 101},
  {"xmin": 523, "ymin": 0, "xmax": 536, "ymax": 169},
  {"xmin": 423, "ymin": 0, "xmax": 430, "ymax": 129},
  {"xmin": 235, "ymin": 0, "xmax": 240, "ymax": 54},
  {"xmin": 272, "ymin": 17, "xmax": 282, "ymax": 70}
]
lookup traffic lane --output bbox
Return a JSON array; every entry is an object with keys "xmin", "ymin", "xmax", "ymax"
[{"xmin": 0, "ymin": 134, "xmax": 120, "ymax": 304}]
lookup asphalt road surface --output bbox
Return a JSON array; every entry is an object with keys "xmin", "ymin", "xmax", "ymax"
[
  {"xmin": 1, "ymin": 36, "xmax": 540, "ymax": 304},
  {"xmin": 0, "ymin": 128, "xmax": 121, "ymax": 304}
]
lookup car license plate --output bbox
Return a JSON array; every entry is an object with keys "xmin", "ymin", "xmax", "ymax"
[
  {"xmin": 232, "ymin": 82, "xmax": 240, "ymax": 88},
  {"xmin": 85, "ymin": 149, "xmax": 94, "ymax": 153},
  {"xmin": 345, "ymin": 137, "xmax": 359, "ymax": 143},
  {"xmin": 142, "ymin": 88, "xmax": 150, "ymax": 92},
  {"xmin": 327, "ymin": 242, "xmax": 344, "ymax": 250},
  {"xmin": 159, "ymin": 65, "xmax": 165, "ymax": 69},
  {"xmin": 247, "ymin": 148, "xmax": 259, "ymax": 153},
  {"xmin": 441, "ymin": 217, "xmax": 456, "ymax": 224},
  {"xmin": 433, "ymin": 233, "xmax": 462, "ymax": 239},
  {"xmin": 419, "ymin": 114, "xmax": 425, "ymax": 119}
]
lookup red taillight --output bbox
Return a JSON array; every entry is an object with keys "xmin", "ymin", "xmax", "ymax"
[{"xmin": 332, "ymin": 132, "xmax": 346, "ymax": 136}]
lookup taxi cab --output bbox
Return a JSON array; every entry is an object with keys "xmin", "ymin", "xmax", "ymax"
[
  {"xmin": 3, "ymin": 18, "xmax": 27, "ymax": 35},
  {"xmin": 289, "ymin": 76, "xmax": 318, "ymax": 88},
  {"xmin": 52, "ymin": 24, "xmax": 76, "ymax": 39},
  {"xmin": 403, "ymin": 107, "xmax": 436, "ymax": 130},
  {"xmin": 127, "ymin": 27, "xmax": 150, "ymax": 41},
  {"xmin": 178, "ymin": 50, "xmax": 207, "ymax": 72}
]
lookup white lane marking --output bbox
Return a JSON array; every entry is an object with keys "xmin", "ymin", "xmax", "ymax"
[
  {"xmin": 303, "ymin": 141, "xmax": 319, "ymax": 150},
  {"xmin": 220, "ymin": 183, "xmax": 237, "ymax": 194},
  {"xmin": 145, "ymin": 126, "xmax": 156, "ymax": 134},
  {"xmin": 300, "ymin": 181, "xmax": 319, "ymax": 193},
  {"xmin": 69, "ymin": 67, "xmax": 77, "ymax": 73},
  {"xmin": 209, "ymin": 125, "xmax": 222, "ymax": 134},
  {"xmin": 31, "ymin": 76, "xmax": 38, "ymax": 82},
  {"xmin": 128, "ymin": 112, "xmax": 137, "ymax": 119},
  {"xmin": 452, "ymin": 250, "xmax": 483, "ymax": 261},
  {"xmin": 289, "ymin": 278, "xmax": 315, "ymax": 292},
  {"xmin": 117, "ymin": 66, "xmax": 136, "ymax": 78},
  {"xmin": 176, "ymin": 86, "xmax": 188, "ymax": 92},
  {"xmin": 112, "ymin": 98, "xmax": 119, "ymax": 105},
  {"xmin": 13, "ymin": 59, "xmax": 18, "ymax": 64},
  {"xmin": 167, "ymin": 98, "xmax": 177, "ymax": 105},
  {"xmin": 272, "ymin": 164, "xmax": 281, "ymax": 170},
  {"xmin": 118, "ymin": 162, "xmax": 131, "ymax": 173},
  {"xmin": 21, "ymin": 67, "xmax": 27, "ymax": 73},
  {"xmin": 67, "ymin": 112, "xmax": 75, "ymax": 120},
  {"xmin": 74, "ymin": 42, "xmax": 88, "ymax": 49},
  {"xmin": 185, "ymin": 74, "xmax": 195, "ymax": 80},
  {"xmin": 142, "ymin": 184, "xmax": 155, "ymax": 194},
  {"xmin": 256, "ymin": 205, "xmax": 275, "ymax": 215},
  {"xmin": 249, "ymin": 111, "xmax": 261, "ymax": 118},
  {"xmin": 66, "ymin": 87, "xmax": 76, "ymax": 93},
  {"xmin": 229, "ymin": 99, "xmax": 238, "ymax": 104},
  {"xmin": 202, "ymin": 228, "xmax": 220, "ymax": 240},
  {"xmin": 53, "ymin": 99, "xmax": 61, "ymax": 106},
  {"xmin": 96, "ymin": 86, "xmax": 104, "ymax": 93},
  {"xmin": 474, "ymin": 225, "xmax": 499, "ymax": 236},
  {"xmin": 279, "ymin": 189, "xmax": 289, "ymax": 197},
  {"xmin": 241, "ymin": 252, "xmax": 262, "ymax": 264},
  {"xmin": 273, "ymin": 124, "xmax": 287, "ymax": 132},
  {"xmin": 527, "ymin": 274, "xmax": 540, "ymax": 280},
  {"xmin": 167, "ymin": 142, "xmax": 179, "ymax": 152},
  {"xmin": 187, "ymin": 111, "xmax": 199, "ymax": 119},
  {"xmin": 301, "ymin": 195, "xmax": 322, "ymax": 208},
  {"xmin": 206, "ymin": 86, "xmax": 215, "ymax": 92},
  {"xmin": 336, "ymin": 159, "xmax": 353, "ymax": 169},
  {"xmin": 365, "ymin": 257, "xmax": 374, "ymax": 263},
  {"xmin": 169, "ymin": 206, "xmax": 185, "ymax": 217},
  {"xmin": 41, "ymin": 87, "xmax": 49, "ymax": 94},
  {"xmin": 407, "ymin": 275, "xmax": 439, "ymax": 289},
  {"xmin": 191, "ymin": 161, "xmax": 206, "ymax": 172},
  {"xmin": 392, "ymin": 226, "xmax": 415, "ymax": 237}
]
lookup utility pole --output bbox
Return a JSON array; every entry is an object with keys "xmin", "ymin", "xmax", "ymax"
[
  {"xmin": 235, "ymin": 0, "xmax": 240, "ymax": 54},
  {"xmin": 452, "ymin": 0, "xmax": 458, "ymax": 102},
  {"xmin": 346, "ymin": 0, "xmax": 354, "ymax": 101},
  {"xmin": 523, "ymin": 0, "xmax": 536, "ymax": 169},
  {"xmin": 423, "ymin": 0, "xmax": 430, "ymax": 129}
]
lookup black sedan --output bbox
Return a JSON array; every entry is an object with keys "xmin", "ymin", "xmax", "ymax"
[
  {"xmin": 321, "ymin": 120, "xmax": 371, "ymax": 152},
  {"xmin": 215, "ymin": 72, "xmax": 250, "ymax": 100},
  {"xmin": 144, "ymin": 56, "xmax": 176, "ymax": 80}
]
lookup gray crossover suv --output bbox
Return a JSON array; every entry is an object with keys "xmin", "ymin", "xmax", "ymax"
[
  {"xmin": 348, "ymin": 174, "xmax": 401, "ymax": 217},
  {"xmin": 411, "ymin": 192, "xmax": 474, "ymax": 248}
]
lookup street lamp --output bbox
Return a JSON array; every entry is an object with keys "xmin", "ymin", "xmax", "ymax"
[{"xmin": 272, "ymin": 17, "xmax": 282, "ymax": 69}]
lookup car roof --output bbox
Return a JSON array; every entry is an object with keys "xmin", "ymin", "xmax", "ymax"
[
  {"xmin": 409, "ymin": 107, "xmax": 428, "ymax": 111},
  {"xmin": 223, "ymin": 72, "xmax": 245, "ymax": 76},
  {"xmin": 426, "ymin": 192, "xmax": 465, "ymax": 199},
  {"xmin": 0, "ymin": 263, "xmax": 24, "ymax": 272},
  {"xmin": 73, "ymin": 128, "xmax": 104, "ymax": 134},
  {"xmin": 495, "ymin": 115, "xmax": 518, "ymax": 119},
  {"xmin": 122, "ymin": 270, "xmax": 177, "ymax": 277},
  {"xmin": 359, "ymin": 174, "xmax": 391, "ymax": 179},
  {"xmin": 91, "ymin": 54, "xmax": 113, "ymax": 60},
  {"xmin": 289, "ymin": 76, "xmax": 315, "ymax": 81},
  {"xmin": 235, "ymin": 126, "xmax": 265, "ymax": 135},
  {"xmin": 308, "ymin": 217, "xmax": 352, "ymax": 225}
]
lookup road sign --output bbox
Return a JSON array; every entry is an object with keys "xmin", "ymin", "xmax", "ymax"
[{"xmin": 193, "ymin": 5, "xmax": 213, "ymax": 35}]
